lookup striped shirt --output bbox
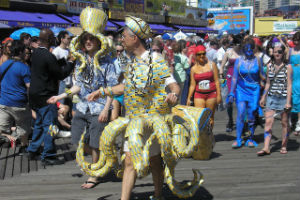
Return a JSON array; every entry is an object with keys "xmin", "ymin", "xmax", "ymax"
[{"xmin": 268, "ymin": 63, "xmax": 288, "ymax": 97}]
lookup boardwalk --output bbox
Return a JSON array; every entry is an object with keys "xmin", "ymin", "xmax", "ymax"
[{"xmin": 0, "ymin": 110, "xmax": 299, "ymax": 200}]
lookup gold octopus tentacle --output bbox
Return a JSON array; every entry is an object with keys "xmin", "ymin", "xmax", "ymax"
[
  {"xmin": 150, "ymin": 114, "xmax": 204, "ymax": 198},
  {"xmin": 171, "ymin": 106, "xmax": 212, "ymax": 157},
  {"xmin": 126, "ymin": 117, "xmax": 149, "ymax": 177},
  {"xmin": 94, "ymin": 33, "xmax": 109, "ymax": 73},
  {"xmin": 76, "ymin": 117, "xmax": 129, "ymax": 177},
  {"xmin": 69, "ymin": 36, "xmax": 86, "ymax": 74}
]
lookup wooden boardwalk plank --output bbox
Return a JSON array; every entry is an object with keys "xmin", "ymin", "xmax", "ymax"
[
  {"xmin": 4, "ymin": 146, "xmax": 16, "ymax": 179},
  {"xmin": 0, "ymin": 144, "xmax": 9, "ymax": 180}
]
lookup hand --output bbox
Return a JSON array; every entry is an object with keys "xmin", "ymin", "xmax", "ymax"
[
  {"xmin": 87, "ymin": 90, "xmax": 101, "ymax": 102},
  {"xmin": 285, "ymin": 103, "xmax": 292, "ymax": 110},
  {"xmin": 165, "ymin": 93, "xmax": 178, "ymax": 105},
  {"xmin": 186, "ymin": 99, "xmax": 191, "ymax": 106},
  {"xmin": 47, "ymin": 96, "xmax": 60, "ymax": 104},
  {"xmin": 217, "ymin": 95, "xmax": 222, "ymax": 105},
  {"xmin": 98, "ymin": 109, "xmax": 109, "ymax": 123},
  {"xmin": 259, "ymin": 97, "xmax": 265, "ymax": 108}
]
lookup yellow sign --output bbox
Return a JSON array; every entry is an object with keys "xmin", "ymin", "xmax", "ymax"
[{"xmin": 0, "ymin": 0, "xmax": 9, "ymax": 8}]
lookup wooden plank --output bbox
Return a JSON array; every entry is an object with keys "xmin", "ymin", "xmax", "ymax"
[
  {"xmin": 0, "ymin": 144, "xmax": 9, "ymax": 179},
  {"xmin": 12, "ymin": 146, "xmax": 21, "ymax": 177},
  {"xmin": 4, "ymin": 146, "xmax": 16, "ymax": 179},
  {"xmin": 20, "ymin": 153, "xmax": 29, "ymax": 174}
]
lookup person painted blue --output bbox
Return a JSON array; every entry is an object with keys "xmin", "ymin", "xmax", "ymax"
[{"xmin": 227, "ymin": 38, "xmax": 264, "ymax": 148}]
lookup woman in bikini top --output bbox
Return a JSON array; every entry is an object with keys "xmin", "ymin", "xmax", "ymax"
[{"xmin": 187, "ymin": 45, "xmax": 221, "ymax": 128}]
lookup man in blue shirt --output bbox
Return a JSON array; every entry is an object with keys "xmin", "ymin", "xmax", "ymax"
[{"xmin": 0, "ymin": 40, "xmax": 31, "ymax": 154}]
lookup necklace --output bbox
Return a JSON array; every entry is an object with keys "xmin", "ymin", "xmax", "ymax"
[{"xmin": 128, "ymin": 54, "xmax": 154, "ymax": 96}]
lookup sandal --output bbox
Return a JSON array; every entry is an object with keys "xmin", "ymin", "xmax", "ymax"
[
  {"xmin": 232, "ymin": 140, "xmax": 243, "ymax": 149},
  {"xmin": 293, "ymin": 131, "xmax": 300, "ymax": 136},
  {"xmin": 81, "ymin": 180, "xmax": 100, "ymax": 189},
  {"xmin": 280, "ymin": 147, "xmax": 288, "ymax": 154},
  {"xmin": 257, "ymin": 149, "xmax": 270, "ymax": 156},
  {"xmin": 245, "ymin": 139, "xmax": 258, "ymax": 148}
]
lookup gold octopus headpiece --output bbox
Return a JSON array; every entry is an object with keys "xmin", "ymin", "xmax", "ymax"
[
  {"xmin": 125, "ymin": 15, "xmax": 153, "ymax": 40},
  {"xmin": 80, "ymin": 6, "xmax": 107, "ymax": 35},
  {"xmin": 70, "ymin": 7, "xmax": 111, "ymax": 74}
]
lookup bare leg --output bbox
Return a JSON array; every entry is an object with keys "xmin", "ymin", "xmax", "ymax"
[
  {"xmin": 261, "ymin": 110, "xmax": 274, "ymax": 153},
  {"xmin": 205, "ymin": 98, "xmax": 217, "ymax": 128},
  {"xmin": 150, "ymin": 155, "xmax": 164, "ymax": 198},
  {"xmin": 111, "ymin": 100, "xmax": 120, "ymax": 121},
  {"xmin": 81, "ymin": 147, "xmax": 100, "ymax": 189},
  {"xmin": 121, "ymin": 152, "xmax": 137, "ymax": 200},
  {"xmin": 281, "ymin": 111, "xmax": 290, "ymax": 151}
]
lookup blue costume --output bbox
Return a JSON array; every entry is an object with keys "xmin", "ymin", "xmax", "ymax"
[
  {"xmin": 290, "ymin": 53, "xmax": 300, "ymax": 113},
  {"xmin": 228, "ymin": 44, "xmax": 263, "ymax": 148}
]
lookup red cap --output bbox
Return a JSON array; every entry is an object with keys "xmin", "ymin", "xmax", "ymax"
[
  {"xmin": 2, "ymin": 37, "xmax": 13, "ymax": 44},
  {"xmin": 253, "ymin": 37, "xmax": 262, "ymax": 47},
  {"xmin": 195, "ymin": 45, "xmax": 206, "ymax": 53}
]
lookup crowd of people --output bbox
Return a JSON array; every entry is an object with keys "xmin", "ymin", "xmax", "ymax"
[{"xmin": 0, "ymin": 8, "xmax": 300, "ymax": 199}]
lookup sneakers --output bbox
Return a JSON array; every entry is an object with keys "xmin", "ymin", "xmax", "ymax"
[
  {"xmin": 57, "ymin": 130, "xmax": 71, "ymax": 138},
  {"xmin": 18, "ymin": 146, "xmax": 28, "ymax": 156},
  {"xmin": 295, "ymin": 121, "xmax": 300, "ymax": 132}
]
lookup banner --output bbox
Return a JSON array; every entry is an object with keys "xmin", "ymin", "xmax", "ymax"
[
  {"xmin": 67, "ymin": 0, "xmax": 98, "ymax": 14},
  {"xmin": 207, "ymin": 7, "xmax": 253, "ymax": 34},
  {"xmin": 145, "ymin": 0, "xmax": 186, "ymax": 16},
  {"xmin": 124, "ymin": 0, "xmax": 144, "ymax": 13},
  {"xmin": 273, "ymin": 21, "xmax": 298, "ymax": 32},
  {"xmin": 0, "ymin": 0, "xmax": 9, "ymax": 8}
]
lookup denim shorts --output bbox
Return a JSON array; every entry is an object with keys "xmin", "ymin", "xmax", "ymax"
[{"xmin": 266, "ymin": 95, "xmax": 286, "ymax": 111}]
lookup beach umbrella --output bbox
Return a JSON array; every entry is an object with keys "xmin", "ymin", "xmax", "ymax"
[
  {"xmin": 10, "ymin": 27, "xmax": 40, "ymax": 40},
  {"xmin": 50, "ymin": 26, "xmax": 66, "ymax": 37},
  {"xmin": 173, "ymin": 31, "xmax": 187, "ymax": 41}
]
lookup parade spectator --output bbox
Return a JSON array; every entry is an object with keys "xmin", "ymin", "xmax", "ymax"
[
  {"xmin": 162, "ymin": 33, "xmax": 174, "ymax": 72},
  {"xmin": 0, "ymin": 38, "xmax": 13, "ymax": 66},
  {"xmin": 206, "ymin": 39, "xmax": 218, "ymax": 64},
  {"xmin": 289, "ymin": 32, "xmax": 300, "ymax": 135},
  {"xmin": 27, "ymin": 29, "xmax": 74, "ymax": 165},
  {"xmin": 187, "ymin": 45, "xmax": 221, "ymax": 128},
  {"xmin": 0, "ymin": 40, "xmax": 31, "ymax": 154},
  {"xmin": 20, "ymin": 33, "xmax": 31, "ymax": 47},
  {"xmin": 258, "ymin": 43, "xmax": 292, "ymax": 155},
  {"xmin": 173, "ymin": 39, "xmax": 190, "ymax": 102},
  {"xmin": 217, "ymin": 36, "xmax": 230, "ymax": 71},
  {"xmin": 30, "ymin": 36, "xmax": 39, "ymax": 49},
  {"xmin": 52, "ymin": 31, "xmax": 73, "ymax": 136},
  {"xmin": 47, "ymin": 31, "xmax": 118, "ymax": 188},
  {"xmin": 220, "ymin": 35, "xmax": 242, "ymax": 132},
  {"xmin": 227, "ymin": 38, "xmax": 264, "ymax": 148},
  {"xmin": 111, "ymin": 42, "xmax": 128, "ymax": 120},
  {"xmin": 24, "ymin": 46, "xmax": 31, "ymax": 66}
]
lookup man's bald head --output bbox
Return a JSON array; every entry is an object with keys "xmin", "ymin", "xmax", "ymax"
[{"xmin": 38, "ymin": 29, "xmax": 55, "ymax": 47}]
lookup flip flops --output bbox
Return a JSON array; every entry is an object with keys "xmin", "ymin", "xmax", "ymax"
[
  {"xmin": 280, "ymin": 147, "xmax": 288, "ymax": 154},
  {"xmin": 81, "ymin": 180, "xmax": 100, "ymax": 189},
  {"xmin": 257, "ymin": 149, "xmax": 271, "ymax": 156}
]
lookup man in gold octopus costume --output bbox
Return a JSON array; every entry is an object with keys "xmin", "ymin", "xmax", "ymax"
[{"xmin": 88, "ymin": 16, "xmax": 180, "ymax": 200}]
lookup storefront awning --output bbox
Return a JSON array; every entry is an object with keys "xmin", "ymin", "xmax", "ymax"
[
  {"xmin": 0, "ymin": 10, "xmax": 70, "ymax": 28},
  {"xmin": 174, "ymin": 25, "xmax": 218, "ymax": 34},
  {"xmin": 58, "ymin": 14, "xmax": 118, "ymax": 32},
  {"xmin": 111, "ymin": 21, "xmax": 176, "ymax": 34}
]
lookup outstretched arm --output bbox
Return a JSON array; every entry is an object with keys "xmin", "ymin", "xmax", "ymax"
[{"xmin": 87, "ymin": 84, "xmax": 125, "ymax": 102}]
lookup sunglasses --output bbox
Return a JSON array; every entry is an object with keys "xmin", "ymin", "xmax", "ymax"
[
  {"xmin": 196, "ymin": 53, "xmax": 206, "ymax": 56},
  {"xmin": 274, "ymin": 50, "xmax": 283, "ymax": 54},
  {"xmin": 152, "ymin": 49, "xmax": 161, "ymax": 53},
  {"xmin": 116, "ymin": 50, "xmax": 124, "ymax": 53}
]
